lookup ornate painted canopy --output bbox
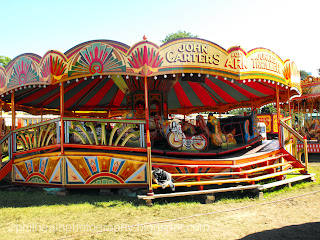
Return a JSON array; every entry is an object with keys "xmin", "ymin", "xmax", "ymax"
[
  {"xmin": 0, "ymin": 38, "xmax": 301, "ymax": 115},
  {"xmin": 291, "ymin": 76, "xmax": 320, "ymax": 113}
]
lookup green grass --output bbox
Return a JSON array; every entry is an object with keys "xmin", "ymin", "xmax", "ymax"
[{"xmin": 0, "ymin": 163, "xmax": 319, "ymax": 240}]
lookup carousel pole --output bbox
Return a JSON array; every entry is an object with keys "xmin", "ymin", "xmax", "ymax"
[
  {"xmin": 144, "ymin": 75, "xmax": 153, "ymax": 195},
  {"xmin": 298, "ymin": 101, "xmax": 300, "ymax": 128},
  {"xmin": 276, "ymin": 84, "xmax": 282, "ymax": 147},
  {"xmin": 11, "ymin": 91, "xmax": 16, "ymax": 162},
  {"xmin": 311, "ymin": 99, "xmax": 314, "ymax": 121},
  {"xmin": 287, "ymin": 88, "xmax": 291, "ymax": 118},
  {"xmin": 11, "ymin": 92, "xmax": 15, "ymax": 131},
  {"xmin": 0, "ymin": 98, "xmax": 2, "ymax": 138},
  {"xmin": 0, "ymin": 98, "xmax": 2, "ymax": 167},
  {"xmin": 60, "ymin": 82, "xmax": 65, "ymax": 155}
]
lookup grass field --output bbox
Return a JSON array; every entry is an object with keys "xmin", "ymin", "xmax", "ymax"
[{"xmin": 1, "ymin": 162, "xmax": 320, "ymax": 240}]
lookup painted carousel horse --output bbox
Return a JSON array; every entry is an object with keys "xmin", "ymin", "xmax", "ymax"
[
  {"xmin": 309, "ymin": 119, "xmax": 320, "ymax": 140},
  {"xmin": 207, "ymin": 115, "xmax": 236, "ymax": 149},
  {"xmin": 153, "ymin": 115, "xmax": 171, "ymax": 139},
  {"xmin": 166, "ymin": 119, "xmax": 208, "ymax": 151}
]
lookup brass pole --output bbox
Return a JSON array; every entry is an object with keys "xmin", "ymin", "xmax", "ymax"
[
  {"xmin": 276, "ymin": 85, "xmax": 282, "ymax": 147},
  {"xmin": 144, "ymin": 76, "xmax": 153, "ymax": 195}
]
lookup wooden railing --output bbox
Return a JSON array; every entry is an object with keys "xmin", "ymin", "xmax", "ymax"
[
  {"xmin": 0, "ymin": 131, "xmax": 13, "ymax": 168},
  {"xmin": 280, "ymin": 116, "xmax": 308, "ymax": 172},
  {"xmin": 13, "ymin": 118, "xmax": 60, "ymax": 154},
  {"xmin": 63, "ymin": 117, "xmax": 147, "ymax": 152},
  {"xmin": 0, "ymin": 116, "xmax": 148, "ymax": 160}
]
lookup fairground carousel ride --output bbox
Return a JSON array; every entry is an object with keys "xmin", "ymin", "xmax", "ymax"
[
  {"xmin": 0, "ymin": 37, "xmax": 310, "ymax": 197},
  {"xmin": 291, "ymin": 76, "xmax": 320, "ymax": 153}
]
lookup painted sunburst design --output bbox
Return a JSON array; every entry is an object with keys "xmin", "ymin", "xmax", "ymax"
[
  {"xmin": 128, "ymin": 45, "xmax": 163, "ymax": 76},
  {"xmin": 8, "ymin": 56, "xmax": 39, "ymax": 88},
  {"xmin": 283, "ymin": 61, "xmax": 291, "ymax": 81},
  {"xmin": 41, "ymin": 54, "xmax": 67, "ymax": 81},
  {"xmin": 0, "ymin": 68, "xmax": 6, "ymax": 89},
  {"xmin": 68, "ymin": 43, "xmax": 126, "ymax": 77}
]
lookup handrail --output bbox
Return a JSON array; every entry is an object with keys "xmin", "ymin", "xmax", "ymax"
[
  {"xmin": 280, "ymin": 119, "xmax": 304, "ymax": 142},
  {"xmin": 63, "ymin": 117, "xmax": 147, "ymax": 124},
  {"xmin": 13, "ymin": 118, "xmax": 60, "ymax": 133},
  {"xmin": 281, "ymin": 116, "xmax": 292, "ymax": 122},
  {"xmin": 0, "ymin": 130, "xmax": 13, "ymax": 145},
  {"xmin": 280, "ymin": 118, "xmax": 308, "ymax": 172}
]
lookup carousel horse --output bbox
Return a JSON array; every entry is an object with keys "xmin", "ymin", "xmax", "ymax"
[
  {"xmin": 195, "ymin": 115, "xmax": 210, "ymax": 146},
  {"xmin": 153, "ymin": 115, "xmax": 171, "ymax": 139},
  {"xmin": 309, "ymin": 119, "xmax": 320, "ymax": 140},
  {"xmin": 167, "ymin": 120, "xmax": 207, "ymax": 151},
  {"xmin": 181, "ymin": 120, "xmax": 197, "ymax": 136},
  {"xmin": 207, "ymin": 115, "xmax": 236, "ymax": 149}
]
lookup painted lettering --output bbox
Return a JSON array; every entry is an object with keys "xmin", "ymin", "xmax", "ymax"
[{"xmin": 166, "ymin": 51, "xmax": 175, "ymax": 62}]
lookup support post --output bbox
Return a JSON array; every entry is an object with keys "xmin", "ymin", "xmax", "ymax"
[
  {"xmin": 304, "ymin": 136, "xmax": 309, "ymax": 173},
  {"xmin": 276, "ymin": 85, "xmax": 282, "ymax": 147},
  {"xmin": 144, "ymin": 76, "xmax": 153, "ymax": 195},
  {"xmin": 11, "ymin": 92, "xmax": 15, "ymax": 131},
  {"xmin": 0, "ymin": 98, "xmax": 2, "ymax": 167},
  {"xmin": 60, "ymin": 83, "xmax": 65, "ymax": 155},
  {"xmin": 11, "ymin": 92, "xmax": 16, "ymax": 157},
  {"xmin": 311, "ymin": 99, "xmax": 314, "ymax": 121},
  {"xmin": 287, "ymin": 88, "xmax": 291, "ymax": 118}
]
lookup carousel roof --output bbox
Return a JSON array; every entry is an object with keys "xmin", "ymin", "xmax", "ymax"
[
  {"xmin": 0, "ymin": 38, "xmax": 301, "ymax": 115},
  {"xmin": 295, "ymin": 76, "xmax": 320, "ymax": 100}
]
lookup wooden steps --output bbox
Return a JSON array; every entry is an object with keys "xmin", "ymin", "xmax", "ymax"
[
  {"xmin": 138, "ymin": 173, "xmax": 315, "ymax": 204},
  {"xmin": 152, "ymin": 153, "xmax": 289, "ymax": 170},
  {"xmin": 170, "ymin": 162, "xmax": 289, "ymax": 177},
  {"xmin": 152, "ymin": 168, "xmax": 305, "ymax": 189},
  {"xmin": 259, "ymin": 173, "xmax": 316, "ymax": 190},
  {"xmin": 138, "ymin": 184, "xmax": 260, "ymax": 200}
]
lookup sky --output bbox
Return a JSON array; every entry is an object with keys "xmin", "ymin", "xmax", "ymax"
[{"xmin": 0, "ymin": 0, "xmax": 319, "ymax": 76}]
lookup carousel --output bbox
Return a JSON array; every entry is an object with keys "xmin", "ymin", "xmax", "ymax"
[
  {"xmin": 0, "ymin": 37, "xmax": 312, "ymax": 200},
  {"xmin": 291, "ymin": 76, "xmax": 320, "ymax": 153}
]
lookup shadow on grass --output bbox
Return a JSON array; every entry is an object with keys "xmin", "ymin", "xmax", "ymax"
[
  {"xmin": 1, "ymin": 165, "xmax": 318, "ymax": 209},
  {"xmin": 239, "ymin": 222, "xmax": 320, "ymax": 240},
  {"xmin": 0, "ymin": 187, "xmax": 144, "ymax": 208},
  {"xmin": 0, "ymin": 185, "xmax": 261, "ymax": 208}
]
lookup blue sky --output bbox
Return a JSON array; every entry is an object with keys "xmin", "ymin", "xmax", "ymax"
[{"xmin": 1, "ymin": 0, "xmax": 319, "ymax": 75}]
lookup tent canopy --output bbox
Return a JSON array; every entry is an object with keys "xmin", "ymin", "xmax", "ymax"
[{"xmin": 0, "ymin": 38, "xmax": 301, "ymax": 116}]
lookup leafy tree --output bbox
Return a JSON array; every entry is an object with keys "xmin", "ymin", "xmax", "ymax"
[
  {"xmin": 259, "ymin": 104, "xmax": 277, "ymax": 114},
  {"xmin": 229, "ymin": 108, "xmax": 251, "ymax": 115},
  {"xmin": 0, "ymin": 56, "xmax": 11, "ymax": 67},
  {"xmin": 300, "ymin": 70, "xmax": 309, "ymax": 80},
  {"xmin": 161, "ymin": 30, "xmax": 198, "ymax": 43}
]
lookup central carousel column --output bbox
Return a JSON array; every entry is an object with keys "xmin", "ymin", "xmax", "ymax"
[{"xmin": 144, "ymin": 75, "xmax": 153, "ymax": 195}]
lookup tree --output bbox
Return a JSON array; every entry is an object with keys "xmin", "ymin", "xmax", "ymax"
[
  {"xmin": 161, "ymin": 30, "xmax": 198, "ymax": 43},
  {"xmin": 300, "ymin": 70, "xmax": 309, "ymax": 80},
  {"xmin": 0, "ymin": 56, "xmax": 11, "ymax": 67},
  {"xmin": 259, "ymin": 104, "xmax": 276, "ymax": 114}
]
